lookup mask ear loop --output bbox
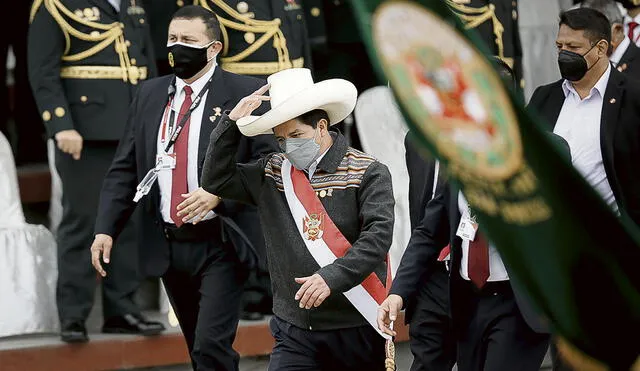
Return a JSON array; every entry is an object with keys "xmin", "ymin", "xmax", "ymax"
[
  {"xmin": 584, "ymin": 40, "xmax": 605, "ymax": 71},
  {"xmin": 206, "ymin": 40, "xmax": 221, "ymax": 63}
]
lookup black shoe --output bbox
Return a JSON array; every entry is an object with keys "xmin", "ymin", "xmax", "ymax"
[
  {"xmin": 241, "ymin": 311, "xmax": 264, "ymax": 321},
  {"xmin": 60, "ymin": 321, "xmax": 89, "ymax": 343},
  {"xmin": 102, "ymin": 314, "xmax": 165, "ymax": 336}
]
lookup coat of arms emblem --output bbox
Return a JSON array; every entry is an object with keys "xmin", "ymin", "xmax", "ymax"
[
  {"xmin": 303, "ymin": 213, "xmax": 324, "ymax": 241},
  {"xmin": 372, "ymin": 2, "xmax": 523, "ymax": 181}
]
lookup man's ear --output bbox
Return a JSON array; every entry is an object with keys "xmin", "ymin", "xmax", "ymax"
[
  {"xmin": 593, "ymin": 38, "xmax": 609, "ymax": 57},
  {"xmin": 318, "ymin": 119, "xmax": 329, "ymax": 135},
  {"xmin": 209, "ymin": 41, "xmax": 223, "ymax": 59}
]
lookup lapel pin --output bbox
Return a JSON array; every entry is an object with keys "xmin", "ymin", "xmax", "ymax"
[
  {"xmin": 213, "ymin": 107, "xmax": 222, "ymax": 117},
  {"xmin": 327, "ymin": 189, "xmax": 333, "ymax": 197},
  {"xmin": 610, "ymin": 98, "xmax": 616, "ymax": 104},
  {"xmin": 617, "ymin": 66, "xmax": 623, "ymax": 72},
  {"xmin": 209, "ymin": 115, "xmax": 216, "ymax": 122}
]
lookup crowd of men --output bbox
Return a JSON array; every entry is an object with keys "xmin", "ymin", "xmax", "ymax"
[{"xmin": 3, "ymin": 0, "xmax": 637, "ymax": 370}]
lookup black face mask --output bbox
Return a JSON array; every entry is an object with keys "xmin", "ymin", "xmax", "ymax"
[
  {"xmin": 167, "ymin": 41, "xmax": 214, "ymax": 80},
  {"xmin": 557, "ymin": 43, "xmax": 599, "ymax": 82}
]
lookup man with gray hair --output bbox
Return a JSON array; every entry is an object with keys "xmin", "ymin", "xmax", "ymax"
[{"xmin": 580, "ymin": 0, "xmax": 640, "ymax": 79}]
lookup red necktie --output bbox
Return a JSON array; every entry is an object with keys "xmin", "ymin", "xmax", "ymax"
[
  {"xmin": 170, "ymin": 85, "xmax": 193, "ymax": 227},
  {"xmin": 468, "ymin": 230, "xmax": 490, "ymax": 289},
  {"xmin": 629, "ymin": 21, "xmax": 638, "ymax": 42}
]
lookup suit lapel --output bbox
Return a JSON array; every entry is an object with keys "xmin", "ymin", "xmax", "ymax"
[
  {"xmin": 142, "ymin": 76, "xmax": 173, "ymax": 213},
  {"xmin": 600, "ymin": 69, "xmax": 623, "ymax": 188},
  {"xmin": 543, "ymin": 82, "xmax": 566, "ymax": 131},
  {"xmin": 197, "ymin": 68, "xmax": 231, "ymax": 183},
  {"xmin": 617, "ymin": 42, "xmax": 637, "ymax": 73}
]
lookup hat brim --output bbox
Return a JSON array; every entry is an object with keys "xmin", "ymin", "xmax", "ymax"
[{"xmin": 236, "ymin": 79, "xmax": 357, "ymax": 137}]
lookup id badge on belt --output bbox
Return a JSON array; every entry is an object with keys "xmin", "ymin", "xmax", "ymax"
[{"xmin": 456, "ymin": 216, "xmax": 478, "ymax": 241}]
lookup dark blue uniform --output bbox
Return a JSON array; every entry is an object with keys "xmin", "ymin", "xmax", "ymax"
[{"xmin": 28, "ymin": 0, "xmax": 157, "ymax": 335}]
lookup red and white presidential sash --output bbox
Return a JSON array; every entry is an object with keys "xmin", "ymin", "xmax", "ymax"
[{"xmin": 281, "ymin": 159, "xmax": 392, "ymax": 339}]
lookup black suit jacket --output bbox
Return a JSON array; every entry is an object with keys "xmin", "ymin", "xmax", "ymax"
[
  {"xmin": 95, "ymin": 67, "xmax": 277, "ymax": 277},
  {"xmin": 616, "ymin": 41, "xmax": 640, "ymax": 81},
  {"xmin": 391, "ymin": 184, "xmax": 549, "ymax": 334},
  {"xmin": 528, "ymin": 67, "xmax": 640, "ymax": 227},
  {"xmin": 405, "ymin": 133, "xmax": 438, "ymax": 230}
]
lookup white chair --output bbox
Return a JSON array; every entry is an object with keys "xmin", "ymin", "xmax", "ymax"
[
  {"xmin": 0, "ymin": 133, "xmax": 59, "ymax": 337},
  {"xmin": 354, "ymin": 86, "xmax": 411, "ymax": 278}
]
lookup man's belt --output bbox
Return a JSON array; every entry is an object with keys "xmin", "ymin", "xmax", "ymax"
[
  {"xmin": 60, "ymin": 66, "xmax": 148, "ymax": 85},
  {"xmin": 221, "ymin": 57, "xmax": 304, "ymax": 75}
]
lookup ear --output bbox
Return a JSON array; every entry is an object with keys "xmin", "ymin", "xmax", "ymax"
[
  {"xmin": 209, "ymin": 41, "xmax": 223, "ymax": 59},
  {"xmin": 596, "ymin": 39, "xmax": 609, "ymax": 56},
  {"xmin": 318, "ymin": 119, "xmax": 329, "ymax": 135},
  {"xmin": 612, "ymin": 24, "xmax": 625, "ymax": 45}
]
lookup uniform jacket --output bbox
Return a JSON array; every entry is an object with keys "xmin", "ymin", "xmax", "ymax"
[
  {"xmin": 528, "ymin": 67, "xmax": 640, "ymax": 227},
  {"xmin": 28, "ymin": 0, "xmax": 156, "ymax": 140},
  {"xmin": 202, "ymin": 118, "xmax": 395, "ymax": 331},
  {"xmin": 448, "ymin": 0, "xmax": 524, "ymax": 86},
  {"xmin": 94, "ymin": 68, "xmax": 277, "ymax": 276}
]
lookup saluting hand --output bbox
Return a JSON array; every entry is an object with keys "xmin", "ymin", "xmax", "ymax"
[
  {"xmin": 55, "ymin": 129, "xmax": 83, "ymax": 160},
  {"xmin": 377, "ymin": 294, "xmax": 403, "ymax": 337},
  {"xmin": 91, "ymin": 234, "xmax": 113, "ymax": 277},
  {"xmin": 294, "ymin": 274, "xmax": 331, "ymax": 309},
  {"xmin": 177, "ymin": 187, "xmax": 221, "ymax": 224},
  {"xmin": 228, "ymin": 83, "xmax": 271, "ymax": 121}
]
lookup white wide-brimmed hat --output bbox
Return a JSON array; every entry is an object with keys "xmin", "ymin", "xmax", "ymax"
[{"xmin": 236, "ymin": 68, "xmax": 358, "ymax": 137}]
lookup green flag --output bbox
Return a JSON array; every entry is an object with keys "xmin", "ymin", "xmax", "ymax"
[{"xmin": 350, "ymin": 0, "xmax": 640, "ymax": 368}]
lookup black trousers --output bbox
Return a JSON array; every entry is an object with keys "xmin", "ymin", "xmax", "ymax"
[
  {"xmin": 55, "ymin": 142, "xmax": 140, "ymax": 322},
  {"xmin": 456, "ymin": 281, "xmax": 550, "ymax": 371},
  {"xmin": 409, "ymin": 263, "xmax": 456, "ymax": 371},
  {"xmin": 268, "ymin": 316, "xmax": 385, "ymax": 371},
  {"xmin": 162, "ymin": 224, "xmax": 247, "ymax": 371}
]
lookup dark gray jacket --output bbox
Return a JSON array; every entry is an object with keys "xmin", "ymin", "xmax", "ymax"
[{"xmin": 202, "ymin": 116, "xmax": 395, "ymax": 330}]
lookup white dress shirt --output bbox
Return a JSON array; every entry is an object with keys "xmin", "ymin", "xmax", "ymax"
[
  {"xmin": 157, "ymin": 65, "xmax": 216, "ymax": 224},
  {"xmin": 610, "ymin": 36, "xmax": 631, "ymax": 66},
  {"xmin": 107, "ymin": 0, "xmax": 121, "ymax": 12},
  {"xmin": 458, "ymin": 192, "xmax": 509, "ymax": 282},
  {"xmin": 307, "ymin": 148, "xmax": 330, "ymax": 180},
  {"xmin": 554, "ymin": 64, "xmax": 619, "ymax": 213}
]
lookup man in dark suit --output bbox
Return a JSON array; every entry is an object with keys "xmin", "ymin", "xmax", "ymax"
[
  {"xmin": 379, "ymin": 182, "xmax": 551, "ymax": 371},
  {"xmin": 529, "ymin": 7, "xmax": 640, "ymax": 228},
  {"xmin": 146, "ymin": 0, "xmax": 311, "ymax": 321},
  {"xmin": 397, "ymin": 135, "xmax": 456, "ymax": 371},
  {"xmin": 28, "ymin": 0, "xmax": 162, "ymax": 343},
  {"xmin": 579, "ymin": 0, "xmax": 640, "ymax": 80},
  {"xmin": 380, "ymin": 58, "xmax": 550, "ymax": 371},
  {"xmin": 90, "ymin": 6, "xmax": 277, "ymax": 370}
]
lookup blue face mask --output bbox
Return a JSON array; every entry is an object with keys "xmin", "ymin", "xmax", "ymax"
[{"xmin": 283, "ymin": 129, "xmax": 322, "ymax": 170}]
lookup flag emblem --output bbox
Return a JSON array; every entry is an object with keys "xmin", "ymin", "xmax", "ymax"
[{"xmin": 372, "ymin": 1, "xmax": 522, "ymax": 180}]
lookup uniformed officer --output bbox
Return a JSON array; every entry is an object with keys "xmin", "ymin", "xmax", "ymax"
[
  {"xmin": 28, "ymin": 0, "xmax": 164, "ymax": 343},
  {"xmin": 445, "ymin": 0, "xmax": 525, "ymax": 93},
  {"xmin": 147, "ymin": 0, "xmax": 311, "ymax": 78}
]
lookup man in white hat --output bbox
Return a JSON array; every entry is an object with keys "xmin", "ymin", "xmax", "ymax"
[{"xmin": 202, "ymin": 68, "xmax": 395, "ymax": 370}]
